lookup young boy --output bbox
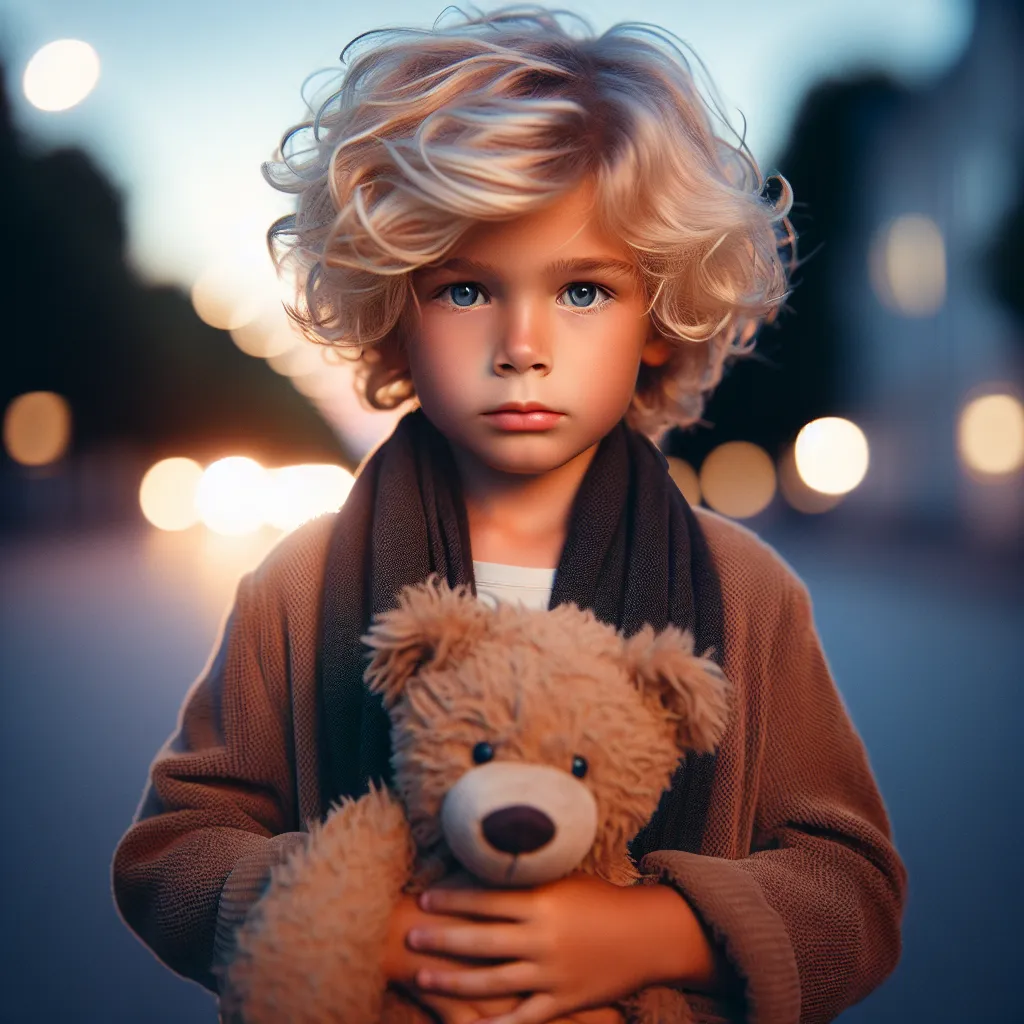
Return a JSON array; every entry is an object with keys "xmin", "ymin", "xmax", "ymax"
[{"xmin": 112, "ymin": 9, "xmax": 907, "ymax": 1023}]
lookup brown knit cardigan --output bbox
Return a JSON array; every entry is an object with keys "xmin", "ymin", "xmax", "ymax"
[{"xmin": 111, "ymin": 507, "xmax": 907, "ymax": 1024}]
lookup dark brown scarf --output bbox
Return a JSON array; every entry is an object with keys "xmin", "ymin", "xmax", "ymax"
[{"xmin": 317, "ymin": 408, "xmax": 724, "ymax": 858}]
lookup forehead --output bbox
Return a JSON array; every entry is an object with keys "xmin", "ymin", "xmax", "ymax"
[{"xmin": 419, "ymin": 178, "xmax": 640, "ymax": 284}]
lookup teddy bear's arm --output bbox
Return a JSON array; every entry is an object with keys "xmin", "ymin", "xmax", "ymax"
[{"xmin": 222, "ymin": 785, "xmax": 420, "ymax": 1024}]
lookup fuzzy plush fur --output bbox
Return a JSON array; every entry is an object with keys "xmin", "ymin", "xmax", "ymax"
[{"xmin": 224, "ymin": 580, "xmax": 730, "ymax": 1023}]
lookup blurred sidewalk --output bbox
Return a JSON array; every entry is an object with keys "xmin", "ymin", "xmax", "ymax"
[{"xmin": 0, "ymin": 522, "xmax": 1020, "ymax": 1023}]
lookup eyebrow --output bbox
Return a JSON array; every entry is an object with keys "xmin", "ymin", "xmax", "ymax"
[{"xmin": 422, "ymin": 256, "xmax": 643, "ymax": 286}]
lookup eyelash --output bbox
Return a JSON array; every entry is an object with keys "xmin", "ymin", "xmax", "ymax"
[{"xmin": 433, "ymin": 282, "xmax": 614, "ymax": 316}]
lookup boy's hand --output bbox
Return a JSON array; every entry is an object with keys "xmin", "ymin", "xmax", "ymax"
[
  {"xmin": 385, "ymin": 892, "xmax": 522, "ymax": 1022},
  {"xmin": 406, "ymin": 990, "xmax": 519, "ymax": 1024},
  {"xmin": 408, "ymin": 992, "xmax": 622, "ymax": 1024},
  {"xmin": 384, "ymin": 889, "xmax": 627, "ymax": 1024},
  {"xmin": 405, "ymin": 874, "xmax": 666, "ymax": 1024}
]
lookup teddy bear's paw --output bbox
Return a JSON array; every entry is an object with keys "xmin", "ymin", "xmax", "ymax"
[
  {"xmin": 619, "ymin": 986, "xmax": 695, "ymax": 1024},
  {"xmin": 224, "ymin": 786, "xmax": 415, "ymax": 1024},
  {"xmin": 380, "ymin": 987, "xmax": 439, "ymax": 1024},
  {"xmin": 557, "ymin": 1007, "xmax": 627, "ymax": 1024}
]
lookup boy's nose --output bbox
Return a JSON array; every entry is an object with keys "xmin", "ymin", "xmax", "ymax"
[{"xmin": 493, "ymin": 303, "xmax": 552, "ymax": 376}]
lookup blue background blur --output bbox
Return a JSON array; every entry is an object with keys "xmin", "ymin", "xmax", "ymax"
[{"xmin": 1, "ymin": 0, "xmax": 1022, "ymax": 1021}]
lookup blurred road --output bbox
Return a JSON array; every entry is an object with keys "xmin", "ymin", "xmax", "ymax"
[{"xmin": 0, "ymin": 521, "xmax": 1021, "ymax": 1023}]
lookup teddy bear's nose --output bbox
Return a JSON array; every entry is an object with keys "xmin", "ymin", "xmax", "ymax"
[{"xmin": 481, "ymin": 805, "xmax": 555, "ymax": 854}]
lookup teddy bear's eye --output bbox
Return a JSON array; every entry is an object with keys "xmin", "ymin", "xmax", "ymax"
[
  {"xmin": 571, "ymin": 755, "xmax": 588, "ymax": 779},
  {"xmin": 472, "ymin": 741, "xmax": 495, "ymax": 765}
]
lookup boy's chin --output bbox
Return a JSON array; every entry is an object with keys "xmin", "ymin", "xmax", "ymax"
[{"xmin": 460, "ymin": 437, "xmax": 599, "ymax": 478}]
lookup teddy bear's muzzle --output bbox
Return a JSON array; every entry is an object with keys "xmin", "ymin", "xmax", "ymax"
[{"xmin": 440, "ymin": 761, "xmax": 599, "ymax": 887}]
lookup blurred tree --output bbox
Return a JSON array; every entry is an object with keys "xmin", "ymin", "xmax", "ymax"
[
  {"xmin": 665, "ymin": 73, "xmax": 909, "ymax": 468},
  {"xmin": 0, "ymin": 67, "xmax": 348, "ymax": 469},
  {"xmin": 986, "ymin": 149, "xmax": 1024, "ymax": 333}
]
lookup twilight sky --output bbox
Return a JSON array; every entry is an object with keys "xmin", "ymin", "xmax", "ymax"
[{"xmin": 1, "ymin": 0, "xmax": 974, "ymax": 292}]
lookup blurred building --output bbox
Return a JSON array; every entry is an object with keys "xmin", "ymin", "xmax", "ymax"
[
  {"xmin": 842, "ymin": 0, "xmax": 1023, "ymax": 539},
  {"xmin": 668, "ymin": 0, "xmax": 1023, "ymax": 547}
]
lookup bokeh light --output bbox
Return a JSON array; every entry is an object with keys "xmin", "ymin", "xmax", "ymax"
[
  {"xmin": 699, "ymin": 442, "xmax": 776, "ymax": 519},
  {"xmin": 794, "ymin": 418, "xmax": 870, "ymax": 495},
  {"xmin": 195, "ymin": 457, "xmax": 268, "ymax": 536},
  {"xmin": 229, "ymin": 304, "xmax": 299, "ymax": 359},
  {"xmin": 191, "ymin": 260, "xmax": 267, "ymax": 332},
  {"xmin": 23, "ymin": 40, "xmax": 100, "ymax": 112},
  {"xmin": 778, "ymin": 445, "xmax": 845, "ymax": 514},
  {"xmin": 265, "ymin": 465, "xmax": 354, "ymax": 532},
  {"xmin": 289, "ymin": 370, "xmax": 345, "ymax": 400},
  {"xmin": 139, "ymin": 458, "xmax": 203, "ymax": 531},
  {"xmin": 3, "ymin": 391, "xmax": 72, "ymax": 466},
  {"xmin": 266, "ymin": 339, "xmax": 326, "ymax": 378},
  {"xmin": 666, "ymin": 456, "xmax": 701, "ymax": 507},
  {"xmin": 957, "ymin": 392, "xmax": 1024, "ymax": 477},
  {"xmin": 869, "ymin": 214, "xmax": 947, "ymax": 316}
]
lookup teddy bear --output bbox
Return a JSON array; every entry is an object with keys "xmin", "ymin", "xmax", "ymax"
[{"xmin": 222, "ymin": 578, "xmax": 730, "ymax": 1024}]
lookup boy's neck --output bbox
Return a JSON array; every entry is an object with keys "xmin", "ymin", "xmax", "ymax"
[{"xmin": 453, "ymin": 441, "xmax": 599, "ymax": 568}]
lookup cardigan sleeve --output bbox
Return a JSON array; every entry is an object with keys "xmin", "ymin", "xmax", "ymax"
[
  {"xmin": 640, "ymin": 577, "xmax": 907, "ymax": 1024},
  {"xmin": 111, "ymin": 572, "xmax": 310, "ymax": 993}
]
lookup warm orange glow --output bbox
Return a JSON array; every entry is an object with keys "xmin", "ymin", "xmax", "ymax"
[
  {"xmin": 778, "ymin": 446, "xmax": 844, "ymax": 514},
  {"xmin": 665, "ymin": 456, "xmax": 701, "ymax": 507},
  {"xmin": 266, "ymin": 340, "xmax": 326, "ymax": 377},
  {"xmin": 195, "ymin": 457, "xmax": 268, "ymax": 536},
  {"xmin": 23, "ymin": 40, "xmax": 100, "ymax": 112},
  {"xmin": 794, "ymin": 418, "xmax": 869, "ymax": 495},
  {"xmin": 699, "ymin": 442, "xmax": 776, "ymax": 519},
  {"xmin": 229, "ymin": 305, "xmax": 300, "ymax": 359},
  {"xmin": 265, "ymin": 465, "xmax": 355, "ymax": 532},
  {"xmin": 139, "ymin": 458, "xmax": 203, "ymax": 531},
  {"xmin": 957, "ymin": 392, "xmax": 1024, "ymax": 476},
  {"xmin": 3, "ymin": 391, "xmax": 72, "ymax": 466},
  {"xmin": 289, "ymin": 370, "xmax": 346, "ymax": 400},
  {"xmin": 191, "ymin": 261, "xmax": 265, "ymax": 332},
  {"xmin": 869, "ymin": 214, "xmax": 946, "ymax": 316}
]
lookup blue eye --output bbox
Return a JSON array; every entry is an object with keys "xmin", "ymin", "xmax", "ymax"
[
  {"xmin": 571, "ymin": 755, "xmax": 588, "ymax": 778},
  {"xmin": 448, "ymin": 283, "xmax": 481, "ymax": 307},
  {"xmin": 564, "ymin": 283, "xmax": 598, "ymax": 307},
  {"xmin": 472, "ymin": 741, "xmax": 495, "ymax": 764}
]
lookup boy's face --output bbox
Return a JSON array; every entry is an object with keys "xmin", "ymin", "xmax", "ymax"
[{"xmin": 407, "ymin": 178, "xmax": 668, "ymax": 481}]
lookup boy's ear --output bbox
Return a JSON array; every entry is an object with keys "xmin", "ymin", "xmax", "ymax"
[
  {"xmin": 640, "ymin": 336, "xmax": 673, "ymax": 367},
  {"xmin": 623, "ymin": 624, "xmax": 730, "ymax": 752},
  {"xmin": 361, "ymin": 577, "xmax": 488, "ymax": 707}
]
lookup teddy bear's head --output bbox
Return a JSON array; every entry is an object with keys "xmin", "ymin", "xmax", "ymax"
[{"xmin": 362, "ymin": 579, "xmax": 729, "ymax": 888}]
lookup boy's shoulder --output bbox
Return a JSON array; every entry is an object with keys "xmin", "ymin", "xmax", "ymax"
[
  {"xmin": 242, "ymin": 512, "xmax": 339, "ymax": 618},
  {"xmin": 693, "ymin": 506, "xmax": 809, "ymax": 612}
]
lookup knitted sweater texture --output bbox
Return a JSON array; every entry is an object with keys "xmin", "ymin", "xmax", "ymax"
[{"xmin": 111, "ymin": 507, "xmax": 907, "ymax": 1024}]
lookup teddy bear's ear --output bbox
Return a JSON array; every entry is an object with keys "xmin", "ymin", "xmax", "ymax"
[
  {"xmin": 361, "ymin": 577, "xmax": 489, "ymax": 707},
  {"xmin": 623, "ymin": 624, "xmax": 730, "ymax": 753}
]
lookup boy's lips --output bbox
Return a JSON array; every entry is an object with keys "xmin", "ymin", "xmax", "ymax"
[{"xmin": 483, "ymin": 403, "xmax": 565, "ymax": 431}]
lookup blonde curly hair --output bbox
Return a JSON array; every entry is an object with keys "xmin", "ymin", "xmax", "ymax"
[{"xmin": 265, "ymin": 5, "xmax": 795, "ymax": 436}]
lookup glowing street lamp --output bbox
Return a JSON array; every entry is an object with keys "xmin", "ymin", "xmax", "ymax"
[
  {"xmin": 3, "ymin": 391, "xmax": 72, "ymax": 466},
  {"xmin": 139, "ymin": 458, "xmax": 204, "ymax": 531},
  {"xmin": 699, "ymin": 442, "xmax": 776, "ymax": 519},
  {"xmin": 195, "ymin": 457, "xmax": 268, "ymax": 536},
  {"xmin": 957, "ymin": 392, "xmax": 1024, "ymax": 477},
  {"xmin": 794, "ymin": 418, "xmax": 869, "ymax": 496},
  {"xmin": 23, "ymin": 40, "xmax": 101, "ymax": 112}
]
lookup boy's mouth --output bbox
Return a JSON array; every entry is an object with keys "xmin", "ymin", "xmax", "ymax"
[{"xmin": 483, "ymin": 402, "xmax": 564, "ymax": 431}]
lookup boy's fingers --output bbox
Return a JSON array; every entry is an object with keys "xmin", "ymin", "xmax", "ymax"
[
  {"xmin": 411, "ymin": 991, "xmax": 498, "ymax": 1024},
  {"xmin": 410, "ymin": 991, "xmax": 525, "ymax": 1024},
  {"xmin": 479, "ymin": 991, "xmax": 561, "ymax": 1024},
  {"xmin": 409, "ymin": 922, "xmax": 527, "ymax": 960},
  {"xmin": 417, "ymin": 959, "xmax": 538, "ymax": 999},
  {"xmin": 422, "ymin": 887, "xmax": 531, "ymax": 920}
]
